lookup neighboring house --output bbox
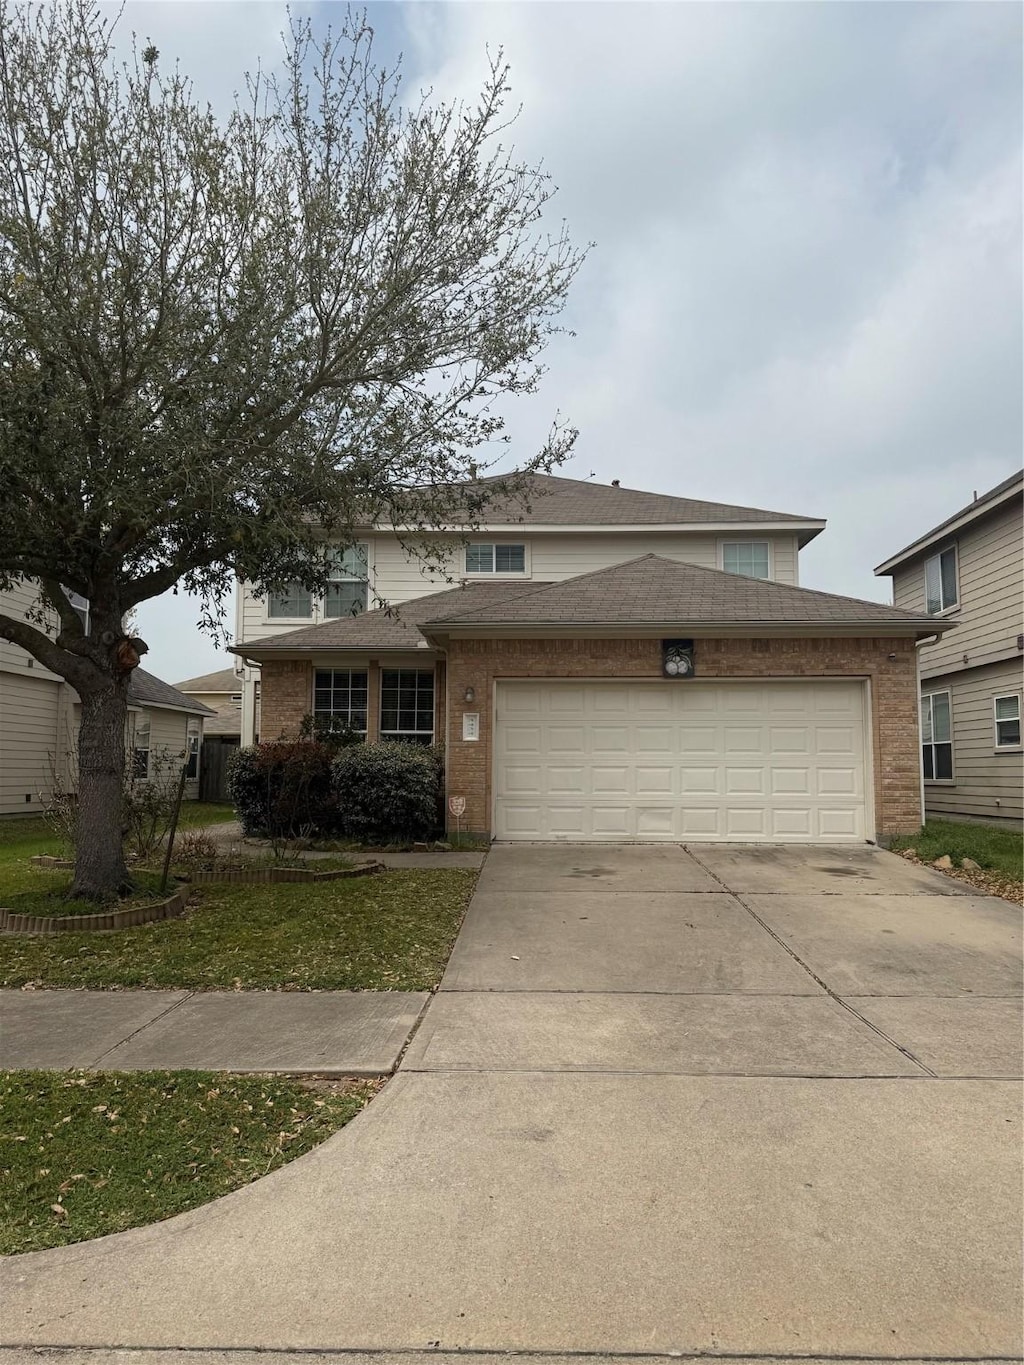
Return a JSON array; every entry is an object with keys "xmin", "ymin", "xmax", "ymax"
[
  {"xmin": 174, "ymin": 666, "xmax": 245, "ymax": 801},
  {"xmin": 231, "ymin": 472, "xmax": 951, "ymax": 844},
  {"xmin": 875, "ymin": 472, "xmax": 1024, "ymax": 827},
  {"xmin": 0, "ymin": 581, "xmax": 214, "ymax": 815}
]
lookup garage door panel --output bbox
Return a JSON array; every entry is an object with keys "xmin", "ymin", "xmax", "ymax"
[
  {"xmin": 493, "ymin": 681, "xmax": 868, "ymax": 843},
  {"xmin": 771, "ymin": 809, "xmax": 814, "ymax": 837},
  {"xmin": 681, "ymin": 766, "xmax": 719, "ymax": 793},
  {"xmin": 771, "ymin": 768, "xmax": 811, "ymax": 794}
]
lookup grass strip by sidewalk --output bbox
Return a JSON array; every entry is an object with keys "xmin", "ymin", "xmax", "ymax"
[
  {"xmin": 0, "ymin": 869, "xmax": 476, "ymax": 991},
  {"xmin": 1, "ymin": 1069, "xmax": 377, "ymax": 1255}
]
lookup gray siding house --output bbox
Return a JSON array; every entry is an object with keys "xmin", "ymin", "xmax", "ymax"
[{"xmin": 875, "ymin": 472, "xmax": 1023, "ymax": 826}]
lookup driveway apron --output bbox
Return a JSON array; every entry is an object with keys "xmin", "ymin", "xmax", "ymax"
[{"xmin": 2, "ymin": 844, "xmax": 1021, "ymax": 1357}]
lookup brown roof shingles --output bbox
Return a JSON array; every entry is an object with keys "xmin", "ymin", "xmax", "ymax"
[
  {"xmin": 425, "ymin": 556, "xmax": 943, "ymax": 627},
  {"xmin": 429, "ymin": 472, "xmax": 824, "ymax": 529}
]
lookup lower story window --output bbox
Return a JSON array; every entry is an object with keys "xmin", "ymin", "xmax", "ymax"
[
  {"xmin": 921, "ymin": 691, "xmax": 953, "ymax": 780},
  {"xmin": 186, "ymin": 723, "xmax": 201, "ymax": 780},
  {"xmin": 994, "ymin": 694, "xmax": 1021, "ymax": 748},
  {"xmin": 380, "ymin": 669, "xmax": 434, "ymax": 744},
  {"xmin": 132, "ymin": 720, "xmax": 150, "ymax": 780},
  {"xmin": 313, "ymin": 669, "xmax": 368, "ymax": 735}
]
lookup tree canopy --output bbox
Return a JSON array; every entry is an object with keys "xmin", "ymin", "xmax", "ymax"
[{"xmin": 0, "ymin": 0, "xmax": 584, "ymax": 896}]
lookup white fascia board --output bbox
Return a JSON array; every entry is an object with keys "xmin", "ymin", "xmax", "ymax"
[
  {"xmin": 874, "ymin": 481, "xmax": 1023, "ymax": 576},
  {"xmin": 424, "ymin": 619, "xmax": 949, "ymax": 643},
  {"xmin": 363, "ymin": 520, "xmax": 827, "ymax": 537}
]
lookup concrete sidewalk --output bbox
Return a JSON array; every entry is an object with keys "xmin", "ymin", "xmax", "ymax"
[
  {"xmin": 1, "ymin": 843, "xmax": 1020, "ymax": 1357},
  {"xmin": 0, "ymin": 989, "xmax": 427, "ymax": 1076}
]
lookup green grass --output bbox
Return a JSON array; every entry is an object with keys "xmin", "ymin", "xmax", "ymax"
[
  {"xmin": 890, "ymin": 819, "xmax": 1023, "ymax": 879},
  {"xmin": 0, "ymin": 869, "xmax": 475, "ymax": 990},
  {"xmin": 0, "ymin": 1070, "xmax": 375, "ymax": 1254},
  {"xmin": 1, "ymin": 870, "xmax": 169, "ymax": 919},
  {"xmin": 0, "ymin": 802, "xmax": 235, "ymax": 860}
]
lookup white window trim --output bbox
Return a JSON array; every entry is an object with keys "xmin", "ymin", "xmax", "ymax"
[
  {"xmin": 463, "ymin": 540, "xmax": 531, "ymax": 579},
  {"xmin": 924, "ymin": 544, "xmax": 959, "ymax": 616},
  {"xmin": 922, "ymin": 689, "xmax": 955, "ymax": 784},
  {"xmin": 993, "ymin": 693, "xmax": 1022, "ymax": 752},
  {"xmin": 717, "ymin": 539, "xmax": 773, "ymax": 581},
  {"xmin": 132, "ymin": 720, "xmax": 151, "ymax": 781},
  {"xmin": 261, "ymin": 540, "xmax": 373, "ymax": 625},
  {"xmin": 379, "ymin": 667, "xmax": 436, "ymax": 744},
  {"xmin": 185, "ymin": 722, "xmax": 201, "ymax": 781}
]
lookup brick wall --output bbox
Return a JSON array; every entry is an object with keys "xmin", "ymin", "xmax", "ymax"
[
  {"xmin": 443, "ymin": 635, "xmax": 921, "ymax": 839},
  {"xmin": 258, "ymin": 660, "xmax": 312, "ymax": 740}
]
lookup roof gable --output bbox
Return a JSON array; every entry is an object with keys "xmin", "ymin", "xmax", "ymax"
[
  {"xmin": 875, "ymin": 471, "xmax": 1023, "ymax": 576},
  {"xmin": 425, "ymin": 555, "xmax": 945, "ymax": 630}
]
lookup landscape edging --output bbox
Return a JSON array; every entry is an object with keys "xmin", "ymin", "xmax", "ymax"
[{"xmin": 0, "ymin": 887, "xmax": 189, "ymax": 935}]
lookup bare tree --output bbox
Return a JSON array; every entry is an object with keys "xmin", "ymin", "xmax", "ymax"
[{"xmin": 0, "ymin": 0, "xmax": 585, "ymax": 898}]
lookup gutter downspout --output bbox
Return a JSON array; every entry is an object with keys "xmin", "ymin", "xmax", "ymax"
[{"xmin": 915, "ymin": 638, "xmax": 928, "ymax": 829}]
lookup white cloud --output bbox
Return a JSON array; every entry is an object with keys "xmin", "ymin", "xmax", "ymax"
[{"xmin": 131, "ymin": 1, "xmax": 1021, "ymax": 675}]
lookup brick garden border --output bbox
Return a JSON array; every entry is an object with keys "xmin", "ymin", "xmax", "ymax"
[
  {"xmin": 0, "ymin": 887, "xmax": 189, "ymax": 935},
  {"xmin": 183, "ymin": 861, "xmax": 385, "ymax": 886},
  {"xmin": 7, "ymin": 859, "xmax": 385, "ymax": 935}
]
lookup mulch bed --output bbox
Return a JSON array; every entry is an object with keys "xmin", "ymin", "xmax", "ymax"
[{"xmin": 894, "ymin": 849, "xmax": 1022, "ymax": 905}]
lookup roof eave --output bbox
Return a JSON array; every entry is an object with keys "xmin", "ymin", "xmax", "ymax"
[
  {"xmin": 874, "ymin": 479, "xmax": 1023, "ymax": 576},
  {"xmin": 422, "ymin": 618, "xmax": 953, "ymax": 645}
]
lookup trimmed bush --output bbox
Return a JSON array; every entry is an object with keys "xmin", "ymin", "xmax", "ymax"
[
  {"xmin": 227, "ymin": 741, "xmax": 339, "ymax": 838},
  {"xmin": 332, "ymin": 743, "xmax": 443, "ymax": 844}
]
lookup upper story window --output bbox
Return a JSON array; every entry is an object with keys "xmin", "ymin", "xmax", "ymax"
[
  {"xmin": 721, "ymin": 542, "xmax": 770, "ymax": 580},
  {"xmin": 924, "ymin": 545, "xmax": 958, "ymax": 614},
  {"xmin": 325, "ymin": 544, "xmax": 369, "ymax": 618},
  {"xmin": 465, "ymin": 543, "xmax": 526, "ymax": 575},
  {"xmin": 267, "ymin": 584, "xmax": 312, "ymax": 619},
  {"xmin": 61, "ymin": 587, "xmax": 89, "ymax": 634}
]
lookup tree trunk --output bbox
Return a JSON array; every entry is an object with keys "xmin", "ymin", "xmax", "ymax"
[{"xmin": 71, "ymin": 681, "xmax": 131, "ymax": 899}]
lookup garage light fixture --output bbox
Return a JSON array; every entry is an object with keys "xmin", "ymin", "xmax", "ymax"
[{"xmin": 463, "ymin": 686, "xmax": 476, "ymax": 703}]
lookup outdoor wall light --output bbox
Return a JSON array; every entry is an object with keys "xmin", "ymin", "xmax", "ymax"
[{"xmin": 463, "ymin": 686, "xmax": 476, "ymax": 704}]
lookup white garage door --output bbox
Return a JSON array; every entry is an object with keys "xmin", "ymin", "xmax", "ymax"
[{"xmin": 493, "ymin": 680, "xmax": 869, "ymax": 842}]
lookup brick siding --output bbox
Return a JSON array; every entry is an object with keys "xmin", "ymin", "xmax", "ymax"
[
  {"xmin": 258, "ymin": 660, "xmax": 313, "ymax": 740},
  {"xmin": 443, "ymin": 636, "xmax": 921, "ymax": 840}
]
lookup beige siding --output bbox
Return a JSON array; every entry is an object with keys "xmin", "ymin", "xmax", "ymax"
[
  {"xmin": 238, "ymin": 531, "xmax": 804, "ymax": 644},
  {"xmin": 893, "ymin": 499, "xmax": 1023, "ymax": 679},
  {"xmin": 0, "ymin": 673, "xmax": 61, "ymax": 814},
  {"xmin": 142, "ymin": 707, "xmax": 202, "ymax": 801},
  {"xmin": 922, "ymin": 659, "xmax": 1023, "ymax": 825},
  {"xmin": 0, "ymin": 581, "xmax": 62, "ymax": 682}
]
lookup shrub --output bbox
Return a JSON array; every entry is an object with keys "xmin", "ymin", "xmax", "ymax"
[
  {"xmin": 227, "ymin": 741, "xmax": 339, "ymax": 839},
  {"xmin": 332, "ymin": 742, "xmax": 443, "ymax": 844}
]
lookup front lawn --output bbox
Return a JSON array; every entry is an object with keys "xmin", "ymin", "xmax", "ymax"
[
  {"xmin": 1, "ymin": 1070, "xmax": 375, "ymax": 1254},
  {"xmin": 890, "ymin": 819, "xmax": 1023, "ymax": 878},
  {"xmin": 0, "ymin": 869, "xmax": 475, "ymax": 990},
  {"xmin": 0, "ymin": 802, "xmax": 236, "ymax": 866}
]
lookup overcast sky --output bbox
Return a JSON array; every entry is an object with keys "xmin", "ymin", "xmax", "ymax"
[{"xmin": 123, "ymin": 1, "xmax": 1023, "ymax": 684}]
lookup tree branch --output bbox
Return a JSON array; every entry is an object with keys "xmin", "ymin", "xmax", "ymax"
[{"xmin": 0, "ymin": 610, "xmax": 94, "ymax": 689}]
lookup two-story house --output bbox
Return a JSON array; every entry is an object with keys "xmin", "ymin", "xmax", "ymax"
[
  {"xmin": 0, "ymin": 581, "xmax": 214, "ymax": 816},
  {"xmin": 875, "ymin": 471, "xmax": 1023, "ymax": 827},
  {"xmin": 231, "ymin": 472, "xmax": 950, "ymax": 844}
]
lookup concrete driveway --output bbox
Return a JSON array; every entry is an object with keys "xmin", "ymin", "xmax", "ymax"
[{"xmin": 2, "ymin": 844, "xmax": 1021, "ymax": 1359}]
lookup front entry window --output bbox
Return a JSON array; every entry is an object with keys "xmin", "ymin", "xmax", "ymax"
[
  {"xmin": 380, "ymin": 669, "xmax": 434, "ymax": 744},
  {"xmin": 313, "ymin": 669, "xmax": 368, "ymax": 735}
]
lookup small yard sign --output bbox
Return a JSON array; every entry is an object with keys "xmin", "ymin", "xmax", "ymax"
[{"xmin": 448, "ymin": 796, "xmax": 466, "ymax": 817}]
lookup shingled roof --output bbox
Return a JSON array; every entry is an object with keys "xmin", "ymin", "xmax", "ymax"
[
  {"xmin": 416, "ymin": 472, "xmax": 825, "ymax": 537},
  {"xmin": 128, "ymin": 669, "xmax": 217, "ymax": 716},
  {"xmin": 423, "ymin": 556, "xmax": 949, "ymax": 631},
  {"xmin": 173, "ymin": 667, "xmax": 239, "ymax": 693},
  {"xmin": 234, "ymin": 556, "xmax": 948, "ymax": 656},
  {"xmin": 232, "ymin": 581, "xmax": 549, "ymax": 655}
]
